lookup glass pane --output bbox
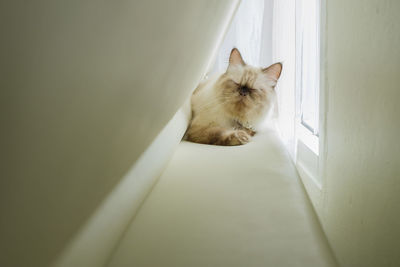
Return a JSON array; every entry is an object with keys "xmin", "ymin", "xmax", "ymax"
[{"xmin": 300, "ymin": 0, "xmax": 320, "ymax": 135}]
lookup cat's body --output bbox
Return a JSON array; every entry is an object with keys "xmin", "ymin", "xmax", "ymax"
[{"xmin": 185, "ymin": 48, "xmax": 282, "ymax": 146}]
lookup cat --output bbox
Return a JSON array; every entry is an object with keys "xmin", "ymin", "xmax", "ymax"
[{"xmin": 184, "ymin": 48, "xmax": 282, "ymax": 146}]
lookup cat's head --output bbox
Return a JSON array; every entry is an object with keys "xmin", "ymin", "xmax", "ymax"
[{"xmin": 216, "ymin": 48, "xmax": 282, "ymax": 125}]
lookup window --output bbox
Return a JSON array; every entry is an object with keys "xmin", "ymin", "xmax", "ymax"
[
  {"xmin": 295, "ymin": 0, "xmax": 322, "ymax": 185},
  {"xmin": 208, "ymin": 0, "xmax": 271, "ymax": 75}
]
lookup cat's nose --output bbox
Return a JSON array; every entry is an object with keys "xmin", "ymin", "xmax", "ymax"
[{"xmin": 239, "ymin": 87, "xmax": 249, "ymax": 96}]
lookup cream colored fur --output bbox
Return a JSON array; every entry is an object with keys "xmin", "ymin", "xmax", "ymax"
[{"xmin": 185, "ymin": 48, "xmax": 282, "ymax": 145}]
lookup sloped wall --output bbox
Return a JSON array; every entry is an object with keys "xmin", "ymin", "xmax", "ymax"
[{"xmin": 0, "ymin": 1, "xmax": 239, "ymax": 266}]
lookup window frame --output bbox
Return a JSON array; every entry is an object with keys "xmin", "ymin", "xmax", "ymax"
[{"xmin": 295, "ymin": 0, "xmax": 326, "ymax": 189}]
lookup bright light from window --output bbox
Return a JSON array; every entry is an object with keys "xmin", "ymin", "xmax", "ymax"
[{"xmin": 297, "ymin": 0, "xmax": 320, "ymax": 136}]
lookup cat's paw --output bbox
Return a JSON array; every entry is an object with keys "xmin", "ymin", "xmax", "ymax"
[
  {"xmin": 226, "ymin": 130, "xmax": 251, "ymax": 145},
  {"xmin": 244, "ymin": 128, "xmax": 256, "ymax": 136}
]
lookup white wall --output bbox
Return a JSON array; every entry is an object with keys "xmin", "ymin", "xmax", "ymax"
[
  {"xmin": 52, "ymin": 105, "xmax": 191, "ymax": 267},
  {"xmin": 316, "ymin": 0, "xmax": 400, "ymax": 266},
  {"xmin": 0, "ymin": 1, "xmax": 239, "ymax": 266}
]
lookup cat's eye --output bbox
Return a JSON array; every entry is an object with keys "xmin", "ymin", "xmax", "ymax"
[
  {"xmin": 229, "ymin": 80, "xmax": 254, "ymax": 92},
  {"xmin": 231, "ymin": 80, "xmax": 240, "ymax": 86}
]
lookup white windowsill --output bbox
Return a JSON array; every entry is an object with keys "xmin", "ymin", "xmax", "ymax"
[
  {"xmin": 296, "ymin": 122, "xmax": 321, "ymax": 189},
  {"xmin": 296, "ymin": 123, "xmax": 319, "ymax": 155}
]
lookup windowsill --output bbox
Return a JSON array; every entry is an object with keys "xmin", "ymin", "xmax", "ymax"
[
  {"xmin": 296, "ymin": 122, "xmax": 321, "ymax": 189},
  {"xmin": 107, "ymin": 130, "xmax": 337, "ymax": 266},
  {"xmin": 296, "ymin": 123, "xmax": 319, "ymax": 155},
  {"xmin": 295, "ymin": 123, "xmax": 323, "ymax": 213}
]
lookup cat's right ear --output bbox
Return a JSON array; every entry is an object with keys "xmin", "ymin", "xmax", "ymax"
[
  {"xmin": 229, "ymin": 48, "xmax": 245, "ymax": 67},
  {"xmin": 263, "ymin": 62, "xmax": 283, "ymax": 82}
]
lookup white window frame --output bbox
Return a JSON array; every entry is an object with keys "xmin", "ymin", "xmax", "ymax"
[{"xmin": 295, "ymin": 0, "xmax": 326, "ymax": 191}]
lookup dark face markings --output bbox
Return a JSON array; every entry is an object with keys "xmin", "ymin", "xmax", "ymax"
[{"xmin": 230, "ymin": 80, "xmax": 256, "ymax": 96}]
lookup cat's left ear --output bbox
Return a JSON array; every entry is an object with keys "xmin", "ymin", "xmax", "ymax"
[
  {"xmin": 229, "ymin": 48, "xmax": 245, "ymax": 67},
  {"xmin": 263, "ymin": 62, "xmax": 283, "ymax": 84}
]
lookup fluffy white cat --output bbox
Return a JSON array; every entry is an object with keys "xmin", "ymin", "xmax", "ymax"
[{"xmin": 185, "ymin": 48, "xmax": 282, "ymax": 145}]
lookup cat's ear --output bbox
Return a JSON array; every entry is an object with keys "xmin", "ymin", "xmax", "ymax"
[
  {"xmin": 263, "ymin": 62, "xmax": 283, "ymax": 83},
  {"xmin": 229, "ymin": 48, "xmax": 245, "ymax": 67}
]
